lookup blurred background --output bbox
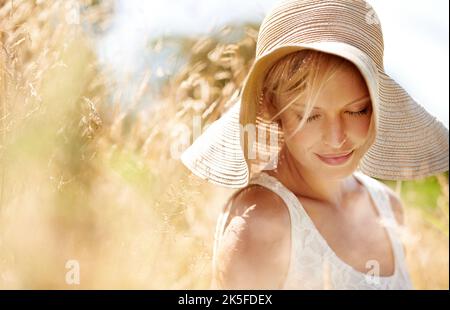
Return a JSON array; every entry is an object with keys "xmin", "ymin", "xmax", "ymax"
[{"xmin": 0, "ymin": 0, "xmax": 448, "ymax": 289}]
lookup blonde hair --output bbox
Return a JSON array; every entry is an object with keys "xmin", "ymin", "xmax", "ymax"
[{"xmin": 262, "ymin": 50, "xmax": 354, "ymax": 139}]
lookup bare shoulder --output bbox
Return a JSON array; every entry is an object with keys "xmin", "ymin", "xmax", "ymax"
[
  {"xmin": 229, "ymin": 184, "xmax": 290, "ymax": 232},
  {"xmin": 214, "ymin": 184, "xmax": 291, "ymax": 289},
  {"xmin": 379, "ymin": 182, "xmax": 405, "ymax": 226}
]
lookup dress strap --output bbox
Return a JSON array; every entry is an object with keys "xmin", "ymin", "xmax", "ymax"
[
  {"xmin": 248, "ymin": 172, "xmax": 311, "ymax": 280},
  {"xmin": 353, "ymin": 172, "xmax": 395, "ymax": 218},
  {"xmin": 354, "ymin": 171, "xmax": 415, "ymax": 287},
  {"xmin": 248, "ymin": 172, "xmax": 304, "ymax": 232},
  {"xmin": 353, "ymin": 171, "xmax": 407, "ymax": 266}
]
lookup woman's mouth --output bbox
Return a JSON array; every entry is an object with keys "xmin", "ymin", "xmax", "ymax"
[{"xmin": 315, "ymin": 150, "xmax": 354, "ymax": 166}]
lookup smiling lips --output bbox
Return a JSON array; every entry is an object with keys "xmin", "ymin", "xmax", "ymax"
[{"xmin": 316, "ymin": 150, "xmax": 354, "ymax": 165}]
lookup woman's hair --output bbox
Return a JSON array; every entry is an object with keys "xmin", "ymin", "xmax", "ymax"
[{"xmin": 262, "ymin": 50, "xmax": 362, "ymax": 139}]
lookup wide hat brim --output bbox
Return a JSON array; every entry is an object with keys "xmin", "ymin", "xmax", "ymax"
[{"xmin": 182, "ymin": 41, "xmax": 449, "ymax": 188}]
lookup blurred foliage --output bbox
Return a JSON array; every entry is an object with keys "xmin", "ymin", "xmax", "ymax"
[
  {"xmin": 0, "ymin": 0, "xmax": 448, "ymax": 290},
  {"xmin": 384, "ymin": 172, "xmax": 449, "ymax": 237}
]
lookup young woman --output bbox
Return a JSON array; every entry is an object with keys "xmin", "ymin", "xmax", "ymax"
[{"xmin": 181, "ymin": 0, "xmax": 449, "ymax": 289}]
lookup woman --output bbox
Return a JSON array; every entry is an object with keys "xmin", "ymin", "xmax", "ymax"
[{"xmin": 181, "ymin": 0, "xmax": 449, "ymax": 289}]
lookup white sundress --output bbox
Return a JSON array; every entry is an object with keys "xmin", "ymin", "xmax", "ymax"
[{"xmin": 212, "ymin": 170, "xmax": 414, "ymax": 290}]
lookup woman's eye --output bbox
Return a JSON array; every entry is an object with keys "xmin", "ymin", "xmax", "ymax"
[
  {"xmin": 306, "ymin": 115, "xmax": 320, "ymax": 122},
  {"xmin": 296, "ymin": 107, "xmax": 370, "ymax": 123},
  {"xmin": 347, "ymin": 107, "xmax": 370, "ymax": 116},
  {"xmin": 297, "ymin": 114, "xmax": 321, "ymax": 122}
]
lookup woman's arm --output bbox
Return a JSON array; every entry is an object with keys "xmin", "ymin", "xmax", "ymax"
[{"xmin": 214, "ymin": 186, "xmax": 291, "ymax": 289}]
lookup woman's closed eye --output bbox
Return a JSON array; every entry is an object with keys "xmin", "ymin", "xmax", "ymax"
[
  {"xmin": 297, "ymin": 107, "xmax": 371, "ymax": 123},
  {"xmin": 346, "ymin": 107, "xmax": 371, "ymax": 116}
]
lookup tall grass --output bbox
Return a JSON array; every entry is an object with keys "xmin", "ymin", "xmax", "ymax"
[{"xmin": 0, "ymin": 0, "xmax": 448, "ymax": 289}]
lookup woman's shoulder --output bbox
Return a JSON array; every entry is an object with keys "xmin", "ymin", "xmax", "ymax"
[
  {"xmin": 227, "ymin": 182, "xmax": 290, "ymax": 230},
  {"xmin": 214, "ymin": 183, "xmax": 291, "ymax": 289}
]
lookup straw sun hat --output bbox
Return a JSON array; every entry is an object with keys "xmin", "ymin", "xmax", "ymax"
[{"xmin": 181, "ymin": 0, "xmax": 449, "ymax": 188}]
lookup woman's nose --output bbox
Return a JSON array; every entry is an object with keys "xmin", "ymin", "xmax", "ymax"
[{"xmin": 322, "ymin": 120, "xmax": 347, "ymax": 149}]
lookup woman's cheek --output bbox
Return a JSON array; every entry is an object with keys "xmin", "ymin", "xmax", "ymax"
[
  {"xmin": 286, "ymin": 127, "xmax": 314, "ymax": 156},
  {"xmin": 348, "ymin": 116, "xmax": 372, "ymax": 140}
]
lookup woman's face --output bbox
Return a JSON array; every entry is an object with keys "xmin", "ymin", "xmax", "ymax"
[{"xmin": 279, "ymin": 63, "xmax": 373, "ymax": 179}]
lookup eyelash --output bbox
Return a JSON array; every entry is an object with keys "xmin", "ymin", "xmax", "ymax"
[{"xmin": 300, "ymin": 107, "xmax": 370, "ymax": 122}]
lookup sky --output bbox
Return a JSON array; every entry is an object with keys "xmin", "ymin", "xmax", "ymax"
[{"xmin": 98, "ymin": 0, "xmax": 449, "ymax": 128}]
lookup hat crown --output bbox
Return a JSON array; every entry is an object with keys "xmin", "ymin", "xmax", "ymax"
[{"xmin": 257, "ymin": 0, "xmax": 384, "ymax": 70}]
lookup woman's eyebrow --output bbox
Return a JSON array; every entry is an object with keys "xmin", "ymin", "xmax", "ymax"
[
  {"xmin": 295, "ymin": 95, "xmax": 371, "ymax": 111},
  {"xmin": 345, "ymin": 95, "xmax": 371, "ymax": 106}
]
